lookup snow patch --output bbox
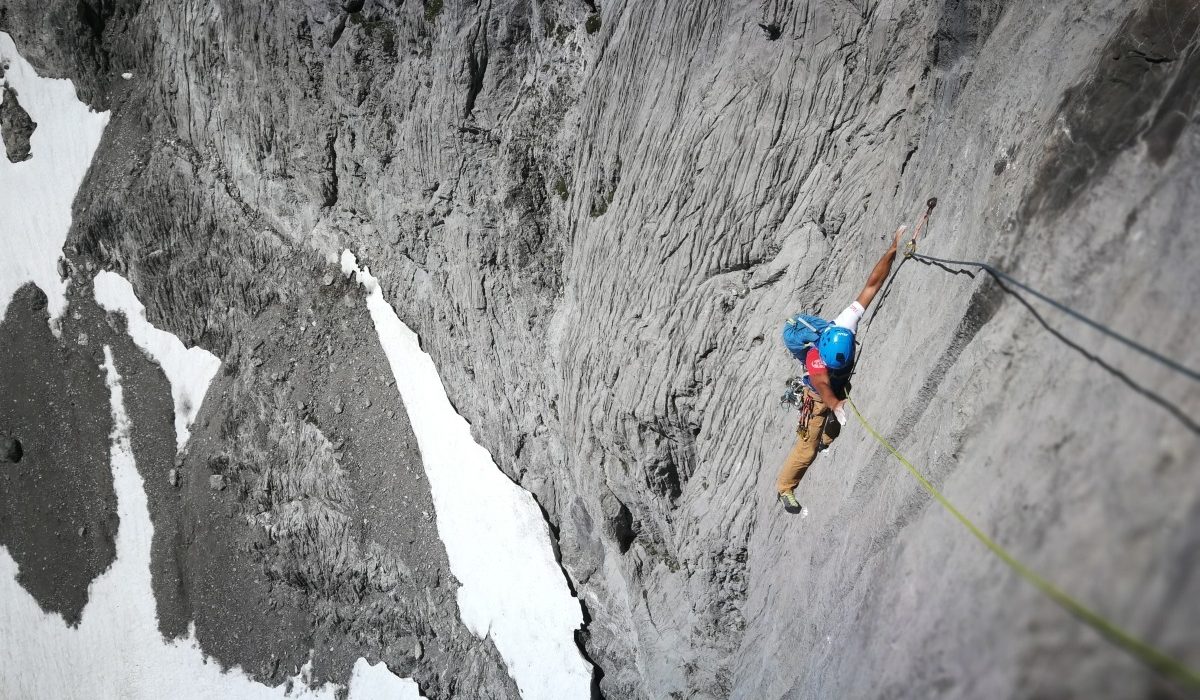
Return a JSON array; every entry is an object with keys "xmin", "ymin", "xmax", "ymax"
[
  {"xmin": 0, "ymin": 345, "xmax": 421, "ymax": 699},
  {"xmin": 0, "ymin": 32, "xmax": 109, "ymax": 330},
  {"xmin": 348, "ymin": 659, "xmax": 425, "ymax": 699},
  {"xmin": 340, "ymin": 250, "xmax": 593, "ymax": 700},
  {"xmin": 93, "ymin": 270, "xmax": 221, "ymax": 451}
]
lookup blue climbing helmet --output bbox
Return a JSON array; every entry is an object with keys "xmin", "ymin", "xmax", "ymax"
[{"xmin": 817, "ymin": 326, "xmax": 855, "ymax": 370}]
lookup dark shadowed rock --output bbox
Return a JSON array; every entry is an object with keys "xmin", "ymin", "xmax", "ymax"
[
  {"xmin": 0, "ymin": 284, "xmax": 117, "ymax": 626},
  {"xmin": 0, "ymin": 436, "xmax": 22, "ymax": 463},
  {"xmin": 0, "ymin": 85, "xmax": 36, "ymax": 162}
]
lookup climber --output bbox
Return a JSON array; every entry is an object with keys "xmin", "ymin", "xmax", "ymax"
[{"xmin": 775, "ymin": 223, "xmax": 909, "ymax": 514}]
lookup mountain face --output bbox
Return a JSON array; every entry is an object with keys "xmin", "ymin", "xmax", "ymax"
[{"xmin": 2, "ymin": 0, "xmax": 1199, "ymax": 698}]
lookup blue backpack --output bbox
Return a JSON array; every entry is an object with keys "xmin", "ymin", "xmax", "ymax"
[{"xmin": 781, "ymin": 313, "xmax": 830, "ymax": 361}]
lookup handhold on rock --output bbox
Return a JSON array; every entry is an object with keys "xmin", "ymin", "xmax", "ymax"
[
  {"xmin": 209, "ymin": 474, "xmax": 226, "ymax": 491},
  {"xmin": 169, "ymin": 468, "xmax": 180, "ymax": 487},
  {"xmin": 758, "ymin": 23, "xmax": 782, "ymax": 40},
  {"xmin": 927, "ymin": 197, "xmax": 938, "ymax": 209},
  {"xmin": 1, "ymin": 437, "xmax": 23, "ymax": 463}
]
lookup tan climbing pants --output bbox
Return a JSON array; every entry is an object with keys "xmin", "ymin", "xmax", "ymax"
[{"xmin": 776, "ymin": 388, "xmax": 838, "ymax": 494}]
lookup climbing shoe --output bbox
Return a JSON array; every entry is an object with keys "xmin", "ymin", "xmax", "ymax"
[{"xmin": 778, "ymin": 490, "xmax": 802, "ymax": 515}]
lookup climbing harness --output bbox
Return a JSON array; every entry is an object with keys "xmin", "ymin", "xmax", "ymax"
[
  {"xmin": 846, "ymin": 396, "xmax": 1200, "ymax": 690},
  {"xmin": 778, "ymin": 376, "xmax": 807, "ymax": 411},
  {"xmin": 778, "ymin": 378, "xmax": 818, "ymax": 437},
  {"xmin": 908, "ymin": 252, "xmax": 1200, "ymax": 384}
]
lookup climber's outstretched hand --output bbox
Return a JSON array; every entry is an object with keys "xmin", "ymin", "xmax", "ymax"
[{"xmin": 856, "ymin": 226, "xmax": 906, "ymax": 309}]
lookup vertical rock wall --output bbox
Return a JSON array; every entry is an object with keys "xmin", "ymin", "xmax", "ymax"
[{"xmin": 2, "ymin": 0, "xmax": 1198, "ymax": 697}]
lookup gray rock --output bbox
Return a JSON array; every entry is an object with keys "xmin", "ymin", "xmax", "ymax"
[
  {"xmin": 208, "ymin": 475, "xmax": 226, "ymax": 491},
  {"xmin": 0, "ymin": 286, "xmax": 117, "ymax": 627},
  {"xmin": 0, "ymin": 85, "xmax": 36, "ymax": 162},
  {"xmin": 0, "ymin": 437, "xmax": 22, "ymax": 463},
  {"xmin": 4, "ymin": 0, "xmax": 1197, "ymax": 698}
]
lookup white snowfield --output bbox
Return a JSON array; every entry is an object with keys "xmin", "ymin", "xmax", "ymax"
[
  {"xmin": 0, "ymin": 32, "xmax": 109, "ymax": 329},
  {"xmin": 93, "ymin": 270, "xmax": 222, "ymax": 451},
  {"xmin": 340, "ymin": 250, "xmax": 593, "ymax": 700},
  {"xmin": 0, "ymin": 346, "xmax": 424, "ymax": 700},
  {"xmin": 348, "ymin": 659, "xmax": 424, "ymax": 699}
]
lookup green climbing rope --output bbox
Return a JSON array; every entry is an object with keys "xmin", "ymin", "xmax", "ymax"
[{"xmin": 845, "ymin": 396, "xmax": 1200, "ymax": 691}]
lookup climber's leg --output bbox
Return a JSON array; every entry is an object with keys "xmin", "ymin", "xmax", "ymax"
[{"xmin": 775, "ymin": 391, "xmax": 829, "ymax": 495}]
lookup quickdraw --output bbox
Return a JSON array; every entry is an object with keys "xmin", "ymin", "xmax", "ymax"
[
  {"xmin": 778, "ymin": 375, "xmax": 807, "ymax": 411},
  {"xmin": 904, "ymin": 197, "xmax": 937, "ymax": 259}
]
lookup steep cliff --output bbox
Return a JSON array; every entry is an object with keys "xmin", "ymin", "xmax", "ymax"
[{"xmin": 2, "ymin": 0, "xmax": 1198, "ymax": 697}]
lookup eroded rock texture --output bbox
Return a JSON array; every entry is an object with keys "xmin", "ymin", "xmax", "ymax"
[
  {"xmin": 0, "ymin": 85, "xmax": 37, "ymax": 162},
  {"xmin": 2, "ymin": 0, "xmax": 1199, "ymax": 697}
]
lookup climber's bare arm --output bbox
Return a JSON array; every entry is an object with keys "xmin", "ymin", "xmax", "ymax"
[
  {"xmin": 808, "ymin": 369, "xmax": 842, "ymax": 411},
  {"xmin": 854, "ymin": 225, "xmax": 907, "ymax": 310}
]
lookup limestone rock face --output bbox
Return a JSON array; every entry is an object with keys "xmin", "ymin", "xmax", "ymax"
[
  {"xmin": 0, "ymin": 85, "xmax": 37, "ymax": 162},
  {"xmin": 3, "ymin": 0, "xmax": 1199, "ymax": 697}
]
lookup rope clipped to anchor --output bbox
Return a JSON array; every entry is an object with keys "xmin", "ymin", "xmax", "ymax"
[{"xmin": 904, "ymin": 251, "xmax": 1200, "ymax": 384}]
